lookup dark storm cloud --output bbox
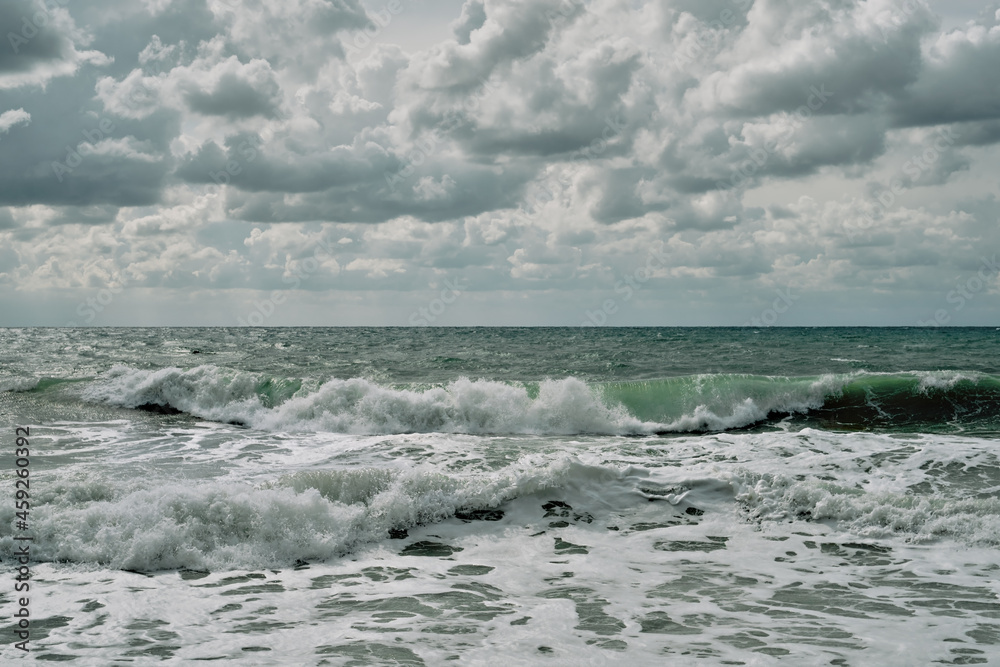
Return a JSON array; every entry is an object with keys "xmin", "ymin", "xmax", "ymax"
[
  {"xmin": 0, "ymin": 207, "xmax": 17, "ymax": 229},
  {"xmin": 6, "ymin": 0, "xmax": 990, "ymax": 219},
  {"xmin": 75, "ymin": 0, "xmax": 220, "ymax": 79},
  {"xmin": 0, "ymin": 70, "xmax": 178, "ymax": 207},
  {"xmin": 184, "ymin": 71, "xmax": 282, "ymax": 119},
  {"xmin": 46, "ymin": 204, "xmax": 119, "ymax": 226},
  {"xmin": 952, "ymin": 119, "xmax": 1000, "ymax": 147},
  {"xmin": 222, "ymin": 158, "xmax": 533, "ymax": 224},
  {"xmin": 175, "ymin": 136, "xmax": 394, "ymax": 193},
  {"xmin": 0, "ymin": 0, "xmax": 70, "ymax": 73},
  {"xmin": 0, "ymin": 0, "xmax": 366, "ymax": 208},
  {"xmin": 588, "ymin": 167, "xmax": 665, "ymax": 225},
  {"xmin": 890, "ymin": 53, "xmax": 1000, "ymax": 127},
  {"xmin": 886, "ymin": 4, "xmax": 1000, "ymax": 128},
  {"xmin": 710, "ymin": 15, "xmax": 932, "ymax": 119}
]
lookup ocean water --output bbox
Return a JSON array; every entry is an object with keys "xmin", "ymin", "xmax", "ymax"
[{"xmin": 1, "ymin": 327, "xmax": 999, "ymax": 665}]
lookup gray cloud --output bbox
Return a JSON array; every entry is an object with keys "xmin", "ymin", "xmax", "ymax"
[
  {"xmin": 184, "ymin": 70, "xmax": 282, "ymax": 119},
  {"xmin": 0, "ymin": 207, "xmax": 17, "ymax": 230},
  {"xmin": 0, "ymin": 0, "xmax": 998, "ymax": 325},
  {"xmin": 0, "ymin": 0, "xmax": 73, "ymax": 74},
  {"xmin": 451, "ymin": 0, "xmax": 487, "ymax": 45}
]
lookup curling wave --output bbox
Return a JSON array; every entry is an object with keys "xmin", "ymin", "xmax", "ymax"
[
  {"xmin": 78, "ymin": 365, "xmax": 654, "ymax": 435},
  {"xmin": 65, "ymin": 365, "xmax": 1000, "ymax": 434}
]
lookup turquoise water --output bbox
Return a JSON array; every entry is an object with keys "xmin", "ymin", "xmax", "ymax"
[{"xmin": 1, "ymin": 328, "xmax": 999, "ymax": 664}]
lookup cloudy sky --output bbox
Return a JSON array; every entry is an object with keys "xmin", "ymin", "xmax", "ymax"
[{"xmin": 1, "ymin": 0, "xmax": 998, "ymax": 326}]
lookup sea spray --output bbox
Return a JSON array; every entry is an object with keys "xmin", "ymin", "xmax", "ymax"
[
  {"xmin": 73, "ymin": 365, "xmax": 1000, "ymax": 435},
  {"xmin": 0, "ymin": 457, "xmax": 638, "ymax": 571}
]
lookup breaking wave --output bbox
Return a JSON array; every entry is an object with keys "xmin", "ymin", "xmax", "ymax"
[
  {"xmin": 46, "ymin": 365, "xmax": 1000, "ymax": 434},
  {"xmin": 0, "ymin": 458, "xmax": 644, "ymax": 571}
]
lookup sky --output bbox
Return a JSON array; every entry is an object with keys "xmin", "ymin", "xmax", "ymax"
[{"xmin": 0, "ymin": 0, "xmax": 998, "ymax": 326}]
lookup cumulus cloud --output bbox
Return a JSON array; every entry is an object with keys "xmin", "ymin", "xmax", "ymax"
[
  {"xmin": 0, "ymin": 0, "xmax": 112, "ymax": 90},
  {"xmin": 0, "ymin": 108, "xmax": 30, "ymax": 137},
  {"xmin": 0, "ymin": 0, "xmax": 998, "ymax": 324}
]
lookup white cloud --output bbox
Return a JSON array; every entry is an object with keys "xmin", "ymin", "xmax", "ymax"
[
  {"xmin": 1, "ymin": 0, "xmax": 999, "ymax": 324},
  {"xmin": 0, "ymin": 108, "xmax": 30, "ymax": 138}
]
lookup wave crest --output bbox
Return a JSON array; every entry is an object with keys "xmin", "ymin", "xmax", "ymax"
[
  {"xmin": 0, "ymin": 458, "xmax": 635, "ymax": 570},
  {"xmin": 81, "ymin": 366, "xmax": 655, "ymax": 435},
  {"xmin": 75, "ymin": 365, "xmax": 1000, "ymax": 434}
]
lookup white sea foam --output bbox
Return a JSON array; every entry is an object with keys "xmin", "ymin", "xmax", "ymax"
[
  {"xmin": 0, "ymin": 375, "xmax": 40, "ymax": 392},
  {"xmin": 81, "ymin": 365, "xmax": 658, "ymax": 435},
  {"xmin": 81, "ymin": 364, "xmax": 830, "ymax": 435},
  {"xmin": 4, "ymin": 421, "xmax": 1000, "ymax": 665},
  {"xmin": 78, "ymin": 365, "xmax": 1000, "ymax": 436},
  {"xmin": 81, "ymin": 364, "xmax": 264, "ymax": 418},
  {"xmin": 256, "ymin": 376, "xmax": 653, "ymax": 434},
  {"xmin": 914, "ymin": 369, "xmax": 984, "ymax": 391},
  {"xmin": 731, "ymin": 470, "xmax": 1000, "ymax": 545},
  {"xmin": 8, "ymin": 329, "xmax": 1000, "ymax": 665},
  {"xmin": 0, "ymin": 457, "xmax": 642, "ymax": 571}
]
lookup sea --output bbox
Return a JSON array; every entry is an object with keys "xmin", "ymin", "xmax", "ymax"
[{"xmin": 1, "ymin": 327, "xmax": 999, "ymax": 665}]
